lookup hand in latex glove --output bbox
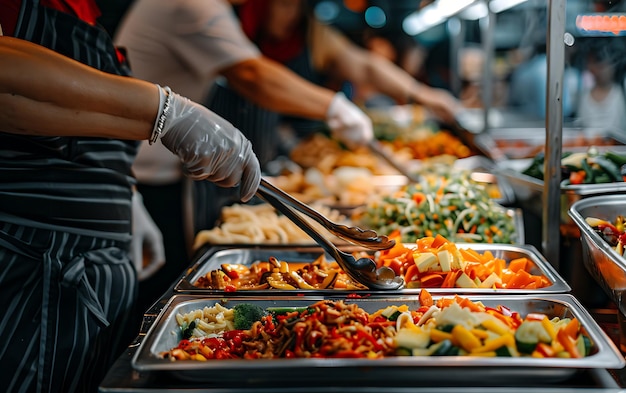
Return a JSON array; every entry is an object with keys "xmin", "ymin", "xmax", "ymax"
[
  {"xmin": 158, "ymin": 89, "xmax": 261, "ymax": 202},
  {"xmin": 326, "ymin": 92, "xmax": 373, "ymax": 148},
  {"xmin": 131, "ymin": 191, "xmax": 165, "ymax": 281}
]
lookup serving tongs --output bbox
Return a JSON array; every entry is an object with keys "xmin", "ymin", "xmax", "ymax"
[
  {"xmin": 256, "ymin": 179, "xmax": 404, "ymax": 290},
  {"xmin": 367, "ymin": 140, "xmax": 421, "ymax": 184}
]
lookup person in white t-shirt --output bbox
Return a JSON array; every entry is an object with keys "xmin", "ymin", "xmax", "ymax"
[{"xmin": 114, "ymin": 0, "xmax": 374, "ymax": 309}]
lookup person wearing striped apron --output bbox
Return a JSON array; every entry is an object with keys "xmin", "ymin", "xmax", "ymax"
[
  {"xmin": 0, "ymin": 1, "xmax": 261, "ymax": 392},
  {"xmin": 0, "ymin": 1, "xmax": 138, "ymax": 392}
]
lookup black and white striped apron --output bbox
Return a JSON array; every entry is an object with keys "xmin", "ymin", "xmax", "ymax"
[{"xmin": 0, "ymin": 1, "xmax": 138, "ymax": 392}]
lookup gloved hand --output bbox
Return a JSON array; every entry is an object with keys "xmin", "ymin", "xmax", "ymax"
[
  {"xmin": 157, "ymin": 88, "xmax": 261, "ymax": 202},
  {"xmin": 131, "ymin": 191, "xmax": 166, "ymax": 281},
  {"xmin": 325, "ymin": 92, "xmax": 374, "ymax": 148}
]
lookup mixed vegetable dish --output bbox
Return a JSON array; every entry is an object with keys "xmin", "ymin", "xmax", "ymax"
[
  {"xmin": 585, "ymin": 215, "xmax": 626, "ymax": 256},
  {"xmin": 161, "ymin": 290, "xmax": 591, "ymax": 361},
  {"xmin": 522, "ymin": 147, "xmax": 626, "ymax": 186},
  {"xmin": 193, "ymin": 234, "xmax": 550, "ymax": 291},
  {"xmin": 358, "ymin": 169, "xmax": 517, "ymax": 244}
]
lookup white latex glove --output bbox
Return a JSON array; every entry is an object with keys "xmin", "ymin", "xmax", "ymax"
[
  {"xmin": 325, "ymin": 92, "xmax": 374, "ymax": 148},
  {"xmin": 131, "ymin": 191, "xmax": 166, "ymax": 281},
  {"xmin": 158, "ymin": 89, "xmax": 261, "ymax": 202}
]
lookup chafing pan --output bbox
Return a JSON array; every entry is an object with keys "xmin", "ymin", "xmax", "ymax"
[
  {"xmin": 131, "ymin": 294, "xmax": 624, "ymax": 385},
  {"xmin": 175, "ymin": 243, "xmax": 570, "ymax": 294},
  {"xmin": 569, "ymin": 195, "xmax": 626, "ymax": 314}
]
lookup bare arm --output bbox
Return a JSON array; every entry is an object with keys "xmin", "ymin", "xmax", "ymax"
[
  {"xmin": 220, "ymin": 56, "xmax": 334, "ymax": 120},
  {"xmin": 314, "ymin": 22, "xmax": 460, "ymax": 122},
  {"xmin": 0, "ymin": 36, "xmax": 158, "ymax": 139}
]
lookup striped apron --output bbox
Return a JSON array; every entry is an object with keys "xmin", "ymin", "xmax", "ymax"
[{"xmin": 0, "ymin": 1, "xmax": 138, "ymax": 392}]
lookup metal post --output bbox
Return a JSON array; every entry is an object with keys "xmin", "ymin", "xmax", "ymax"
[
  {"xmin": 449, "ymin": 17, "xmax": 464, "ymax": 98},
  {"xmin": 480, "ymin": 2, "xmax": 495, "ymax": 132},
  {"xmin": 543, "ymin": 0, "xmax": 566, "ymax": 270}
]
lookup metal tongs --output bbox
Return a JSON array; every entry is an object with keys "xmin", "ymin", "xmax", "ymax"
[
  {"xmin": 256, "ymin": 179, "xmax": 404, "ymax": 290},
  {"xmin": 367, "ymin": 140, "xmax": 421, "ymax": 184}
]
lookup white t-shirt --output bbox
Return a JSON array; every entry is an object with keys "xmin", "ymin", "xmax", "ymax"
[
  {"xmin": 577, "ymin": 84, "xmax": 626, "ymax": 137},
  {"xmin": 115, "ymin": 0, "xmax": 260, "ymax": 184}
]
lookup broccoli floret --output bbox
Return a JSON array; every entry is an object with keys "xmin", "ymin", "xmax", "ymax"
[{"xmin": 233, "ymin": 303, "xmax": 266, "ymax": 330}]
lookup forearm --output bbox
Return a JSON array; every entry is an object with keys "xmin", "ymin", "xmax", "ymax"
[
  {"xmin": 0, "ymin": 37, "xmax": 158, "ymax": 140},
  {"xmin": 221, "ymin": 57, "xmax": 333, "ymax": 120},
  {"xmin": 359, "ymin": 53, "xmax": 426, "ymax": 105}
]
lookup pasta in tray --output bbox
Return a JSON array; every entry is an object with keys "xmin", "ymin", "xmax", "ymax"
[{"xmin": 193, "ymin": 203, "xmax": 347, "ymax": 248}]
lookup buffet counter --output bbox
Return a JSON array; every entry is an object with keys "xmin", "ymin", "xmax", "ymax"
[{"xmin": 99, "ymin": 118, "xmax": 626, "ymax": 392}]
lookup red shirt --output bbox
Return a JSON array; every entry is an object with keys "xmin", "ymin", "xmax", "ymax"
[{"xmin": 0, "ymin": 0, "xmax": 101, "ymax": 36}]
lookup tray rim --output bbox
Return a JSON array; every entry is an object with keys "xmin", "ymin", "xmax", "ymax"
[
  {"xmin": 131, "ymin": 293, "xmax": 625, "ymax": 374},
  {"xmin": 174, "ymin": 242, "xmax": 570, "ymax": 295}
]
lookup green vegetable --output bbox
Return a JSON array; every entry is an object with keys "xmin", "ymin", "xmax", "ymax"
[
  {"xmin": 591, "ymin": 156, "xmax": 623, "ymax": 182},
  {"xmin": 576, "ymin": 335, "xmax": 592, "ymax": 357},
  {"xmin": 387, "ymin": 310, "xmax": 402, "ymax": 321},
  {"xmin": 266, "ymin": 306, "xmax": 309, "ymax": 315},
  {"xmin": 181, "ymin": 320, "xmax": 196, "ymax": 340},
  {"xmin": 431, "ymin": 339, "xmax": 460, "ymax": 356},
  {"xmin": 605, "ymin": 151, "xmax": 626, "ymax": 166},
  {"xmin": 514, "ymin": 321, "xmax": 551, "ymax": 354},
  {"xmin": 395, "ymin": 347, "xmax": 413, "ymax": 356},
  {"xmin": 495, "ymin": 345, "xmax": 514, "ymax": 357},
  {"xmin": 233, "ymin": 303, "xmax": 266, "ymax": 330},
  {"xmin": 437, "ymin": 324, "xmax": 455, "ymax": 333}
]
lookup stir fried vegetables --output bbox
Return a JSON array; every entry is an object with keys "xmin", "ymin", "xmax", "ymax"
[
  {"xmin": 194, "ymin": 254, "xmax": 366, "ymax": 291},
  {"xmin": 194, "ymin": 234, "xmax": 548, "ymax": 291},
  {"xmin": 585, "ymin": 215, "xmax": 626, "ymax": 256},
  {"xmin": 522, "ymin": 147, "xmax": 626, "ymax": 185},
  {"xmin": 358, "ymin": 170, "xmax": 516, "ymax": 244},
  {"xmin": 367, "ymin": 233, "xmax": 550, "ymax": 289},
  {"xmin": 161, "ymin": 292, "xmax": 592, "ymax": 361}
]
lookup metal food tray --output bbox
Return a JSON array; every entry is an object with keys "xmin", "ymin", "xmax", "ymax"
[
  {"xmin": 131, "ymin": 294, "xmax": 624, "ymax": 386},
  {"xmin": 569, "ymin": 195, "xmax": 626, "ymax": 316},
  {"xmin": 474, "ymin": 127, "xmax": 625, "ymax": 162},
  {"xmin": 174, "ymin": 242, "xmax": 569, "ymax": 294},
  {"xmin": 494, "ymin": 147, "xmax": 626, "ymax": 224}
]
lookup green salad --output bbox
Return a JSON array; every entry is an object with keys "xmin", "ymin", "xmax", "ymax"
[{"xmin": 358, "ymin": 169, "xmax": 517, "ymax": 244}]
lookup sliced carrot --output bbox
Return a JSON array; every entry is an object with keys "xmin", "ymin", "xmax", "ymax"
[
  {"xmin": 508, "ymin": 257, "xmax": 528, "ymax": 273},
  {"xmin": 419, "ymin": 288, "xmax": 433, "ymax": 307},
  {"xmin": 404, "ymin": 264, "xmax": 418, "ymax": 283},
  {"xmin": 431, "ymin": 233, "xmax": 449, "ymax": 249},
  {"xmin": 563, "ymin": 318, "xmax": 580, "ymax": 338},
  {"xmin": 506, "ymin": 270, "xmax": 533, "ymax": 288},
  {"xmin": 420, "ymin": 273, "xmax": 445, "ymax": 287}
]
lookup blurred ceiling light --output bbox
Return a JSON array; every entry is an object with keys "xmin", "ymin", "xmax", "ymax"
[
  {"xmin": 489, "ymin": 0, "xmax": 528, "ymax": 13},
  {"xmin": 460, "ymin": 2, "xmax": 489, "ymax": 20},
  {"xmin": 403, "ymin": 0, "xmax": 477, "ymax": 35},
  {"xmin": 314, "ymin": 1, "xmax": 340, "ymax": 23},
  {"xmin": 365, "ymin": 6, "xmax": 387, "ymax": 28}
]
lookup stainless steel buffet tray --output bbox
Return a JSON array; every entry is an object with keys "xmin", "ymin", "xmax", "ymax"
[
  {"xmin": 175, "ymin": 243, "xmax": 570, "ymax": 294},
  {"xmin": 474, "ymin": 127, "xmax": 625, "ymax": 162},
  {"xmin": 131, "ymin": 294, "xmax": 624, "ymax": 385},
  {"xmin": 569, "ymin": 195, "xmax": 626, "ymax": 315},
  {"xmin": 495, "ymin": 154, "xmax": 626, "ymax": 224}
]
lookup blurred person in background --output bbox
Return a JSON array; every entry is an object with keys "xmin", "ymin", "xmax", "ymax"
[
  {"xmin": 0, "ymin": 26, "xmax": 259, "ymax": 393},
  {"xmin": 114, "ymin": 0, "xmax": 374, "ymax": 311},
  {"xmin": 507, "ymin": 10, "xmax": 580, "ymax": 120},
  {"xmin": 355, "ymin": 27, "xmax": 429, "ymax": 108},
  {"xmin": 237, "ymin": 0, "xmax": 460, "ymax": 126},
  {"xmin": 575, "ymin": 37, "xmax": 626, "ymax": 134}
]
